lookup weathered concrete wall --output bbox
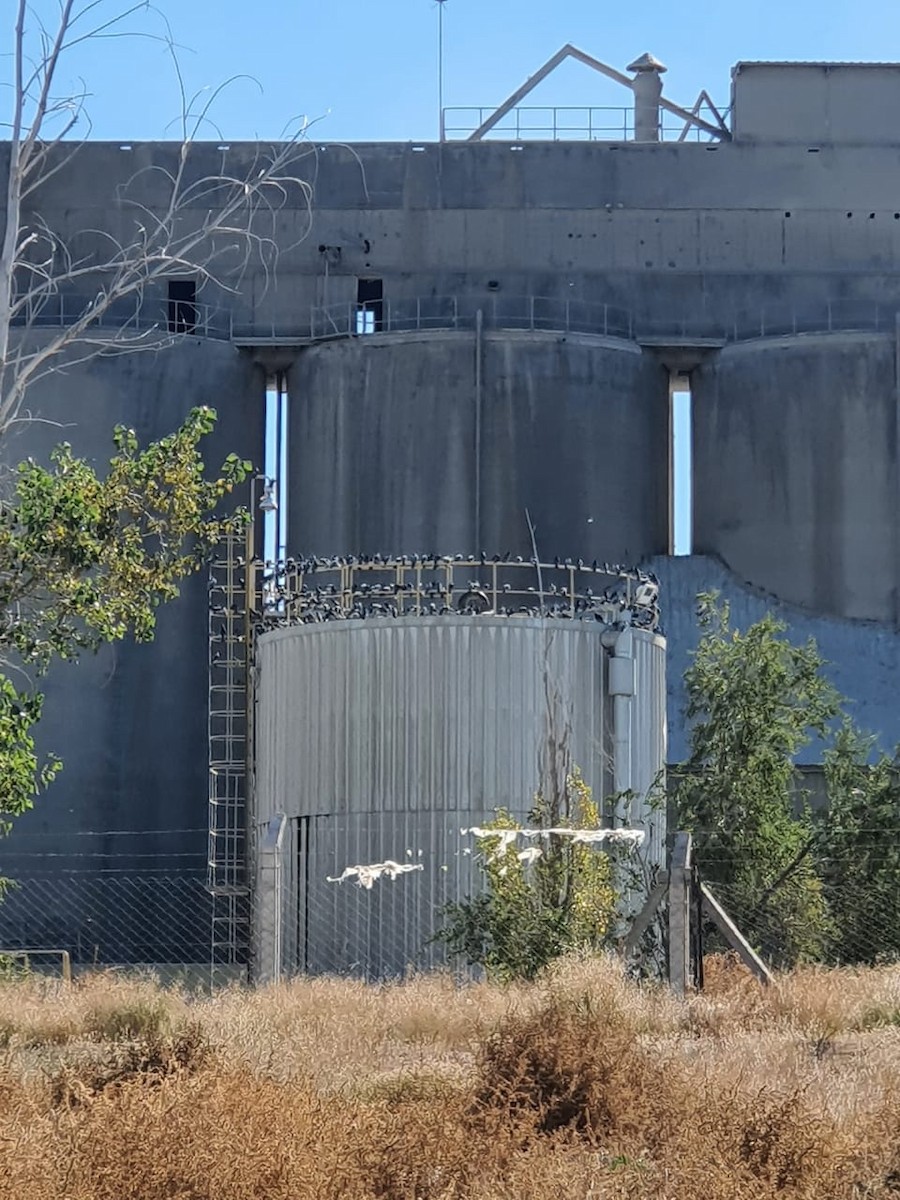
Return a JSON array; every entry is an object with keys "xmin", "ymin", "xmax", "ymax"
[
  {"xmin": 652, "ymin": 554, "xmax": 900, "ymax": 765},
  {"xmin": 1, "ymin": 338, "xmax": 264, "ymax": 882},
  {"xmin": 733, "ymin": 63, "xmax": 900, "ymax": 146},
  {"xmin": 12, "ymin": 138, "xmax": 900, "ymax": 338},
  {"xmin": 692, "ymin": 332, "xmax": 899, "ymax": 622},
  {"xmin": 288, "ymin": 331, "xmax": 669, "ymax": 562}
]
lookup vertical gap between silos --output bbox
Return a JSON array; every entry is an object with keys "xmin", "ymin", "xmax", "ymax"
[
  {"xmin": 264, "ymin": 372, "xmax": 289, "ymax": 562},
  {"xmin": 670, "ymin": 376, "xmax": 693, "ymax": 556}
]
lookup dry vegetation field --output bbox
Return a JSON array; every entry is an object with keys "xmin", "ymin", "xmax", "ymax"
[{"xmin": 2, "ymin": 955, "xmax": 900, "ymax": 1198}]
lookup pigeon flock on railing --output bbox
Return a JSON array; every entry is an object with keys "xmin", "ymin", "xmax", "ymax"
[{"xmin": 209, "ymin": 553, "xmax": 661, "ymax": 634}]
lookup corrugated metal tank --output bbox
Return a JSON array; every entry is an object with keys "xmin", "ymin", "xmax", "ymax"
[
  {"xmin": 692, "ymin": 332, "xmax": 898, "ymax": 621},
  {"xmin": 254, "ymin": 616, "xmax": 666, "ymax": 977},
  {"xmin": 288, "ymin": 331, "xmax": 670, "ymax": 563}
]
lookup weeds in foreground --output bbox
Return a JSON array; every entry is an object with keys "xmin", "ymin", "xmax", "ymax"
[{"xmin": 1, "ymin": 957, "xmax": 900, "ymax": 1198}]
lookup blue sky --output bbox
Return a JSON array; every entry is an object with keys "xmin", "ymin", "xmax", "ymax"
[{"xmin": 12, "ymin": 1, "xmax": 900, "ymax": 142}]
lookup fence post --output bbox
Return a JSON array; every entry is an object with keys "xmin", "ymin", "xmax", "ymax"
[
  {"xmin": 668, "ymin": 831, "xmax": 692, "ymax": 996},
  {"xmin": 255, "ymin": 813, "xmax": 287, "ymax": 985}
]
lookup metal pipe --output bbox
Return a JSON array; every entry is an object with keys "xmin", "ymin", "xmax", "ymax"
[
  {"xmin": 276, "ymin": 371, "xmax": 288, "ymax": 561},
  {"xmin": 894, "ymin": 311, "xmax": 900, "ymax": 629},
  {"xmin": 438, "ymin": 0, "xmax": 446, "ymax": 142},
  {"xmin": 606, "ymin": 627, "xmax": 635, "ymax": 798},
  {"xmin": 474, "ymin": 308, "xmax": 483, "ymax": 550}
]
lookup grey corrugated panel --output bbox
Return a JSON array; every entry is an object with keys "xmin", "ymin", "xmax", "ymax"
[
  {"xmin": 254, "ymin": 616, "xmax": 666, "ymax": 976},
  {"xmin": 631, "ymin": 631, "xmax": 668, "ymax": 870},
  {"xmin": 256, "ymin": 618, "xmax": 612, "ymax": 818},
  {"xmin": 293, "ymin": 807, "xmax": 535, "ymax": 977}
]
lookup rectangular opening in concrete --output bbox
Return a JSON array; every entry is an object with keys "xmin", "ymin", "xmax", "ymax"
[
  {"xmin": 671, "ymin": 380, "xmax": 692, "ymax": 556},
  {"xmin": 356, "ymin": 278, "xmax": 383, "ymax": 333},
  {"xmin": 167, "ymin": 279, "xmax": 197, "ymax": 334},
  {"xmin": 264, "ymin": 373, "xmax": 288, "ymax": 563}
]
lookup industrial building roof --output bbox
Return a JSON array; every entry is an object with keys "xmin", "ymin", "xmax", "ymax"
[{"xmin": 734, "ymin": 60, "xmax": 900, "ymax": 68}]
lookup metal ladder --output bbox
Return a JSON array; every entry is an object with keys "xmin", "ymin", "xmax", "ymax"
[{"xmin": 207, "ymin": 532, "xmax": 251, "ymax": 978}]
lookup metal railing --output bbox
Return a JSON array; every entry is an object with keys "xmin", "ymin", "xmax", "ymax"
[
  {"xmin": 443, "ymin": 105, "xmax": 635, "ymax": 142},
  {"xmin": 639, "ymin": 299, "xmax": 900, "ymax": 343},
  {"xmin": 10, "ymin": 293, "xmax": 231, "ymax": 339},
  {"xmin": 442, "ymin": 105, "xmax": 731, "ymax": 143},
  {"xmin": 12, "ymin": 290, "xmax": 900, "ymax": 350},
  {"xmin": 251, "ymin": 554, "xmax": 661, "ymax": 633},
  {"xmin": 309, "ymin": 294, "xmax": 634, "ymax": 341},
  {"xmin": 0, "ymin": 948, "xmax": 72, "ymax": 981}
]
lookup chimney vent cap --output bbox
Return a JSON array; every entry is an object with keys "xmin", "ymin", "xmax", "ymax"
[{"xmin": 627, "ymin": 52, "xmax": 667, "ymax": 74}]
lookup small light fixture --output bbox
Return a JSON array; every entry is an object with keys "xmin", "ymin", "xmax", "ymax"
[{"xmin": 259, "ymin": 483, "xmax": 278, "ymax": 513}]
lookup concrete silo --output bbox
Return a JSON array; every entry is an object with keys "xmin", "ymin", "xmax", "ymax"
[
  {"xmin": 691, "ymin": 332, "xmax": 898, "ymax": 622},
  {"xmin": 249, "ymin": 562, "xmax": 666, "ymax": 980},
  {"xmin": 0, "ymin": 337, "xmax": 265, "ymax": 966},
  {"xmin": 288, "ymin": 330, "xmax": 669, "ymax": 564}
]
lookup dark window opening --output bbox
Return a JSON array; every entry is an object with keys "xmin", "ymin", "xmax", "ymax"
[
  {"xmin": 167, "ymin": 279, "xmax": 197, "ymax": 334},
  {"xmin": 356, "ymin": 278, "xmax": 383, "ymax": 334}
]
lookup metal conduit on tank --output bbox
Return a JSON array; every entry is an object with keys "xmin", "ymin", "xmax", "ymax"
[
  {"xmin": 287, "ymin": 331, "xmax": 670, "ymax": 565},
  {"xmin": 691, "ymin": 332, "xmax": 898, "ymax": 622}
]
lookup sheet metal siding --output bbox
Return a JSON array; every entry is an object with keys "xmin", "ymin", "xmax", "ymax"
[
  {"xmin": 255, "ymin": 617, "xmax": 666, "ymax": 975},
  {"xmin": 256, "ymin": 618, "xmax": 611, "ymax": 819},
  {"xmin": 630, "ymin": 631, "xmax": 668, "ymax": 868}
]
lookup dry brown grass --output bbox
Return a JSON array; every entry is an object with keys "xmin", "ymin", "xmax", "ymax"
[{"xmin": 2, "ymin": 955, "xmax": 900, "ymax": 1198}]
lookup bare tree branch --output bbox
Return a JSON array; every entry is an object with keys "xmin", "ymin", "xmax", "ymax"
[{"xmin": 1, "ymin": 1, "xmax": 316, "ymax": 435}]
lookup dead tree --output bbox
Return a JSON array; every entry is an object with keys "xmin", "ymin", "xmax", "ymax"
[{"xmin": 0, "ymin": 0, "xmax": 315, "ymax": 433}]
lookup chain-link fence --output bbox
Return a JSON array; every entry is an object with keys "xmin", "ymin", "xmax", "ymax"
[
  {"xmin": 694, "ymin": 841, "xmax": 900, "ymax": 972},
  {"xmin": 1, "ymin": 822, "xmax": 660, "ymax": 985},
  {"xmin": 11, "ymin": 825, "xmax": 892, "ymax": 985},
  {"xmin": 0, "ymin": 830, "xmax": 216, "ymax": 985},
  {"xmin": 0, "ymin": 874, "xmax": 213, "ymax": 982}
]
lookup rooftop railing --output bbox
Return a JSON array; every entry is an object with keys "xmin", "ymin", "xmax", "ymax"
[{"xmin": 441, "ymin": 105, "xmax": 731, "ymax": 143}]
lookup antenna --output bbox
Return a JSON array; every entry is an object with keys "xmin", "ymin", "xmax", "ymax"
[{"xmin": 437, "ymin": 0, "xmax": 448, "ymax": 140}]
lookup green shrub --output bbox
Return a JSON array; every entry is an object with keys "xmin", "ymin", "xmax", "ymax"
[{"xmin": 439, "ymin": 770, "xmax": 621, "ymax": 982}]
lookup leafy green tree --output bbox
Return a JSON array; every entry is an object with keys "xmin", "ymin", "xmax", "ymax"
[
  {"xmin": 674, "ymin": 594, "xmax": 839, "ymax": 966},
  {"xmin": 818, "ymin": 721, "xmax": 900, "ymax": 964},
  {"xmin": 439, "ymin": 769, "xmax": 621, "ymax": 982},
  {"xmin": 0, "ymin": 406, "xmax": 249, "ymax": 882}
]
